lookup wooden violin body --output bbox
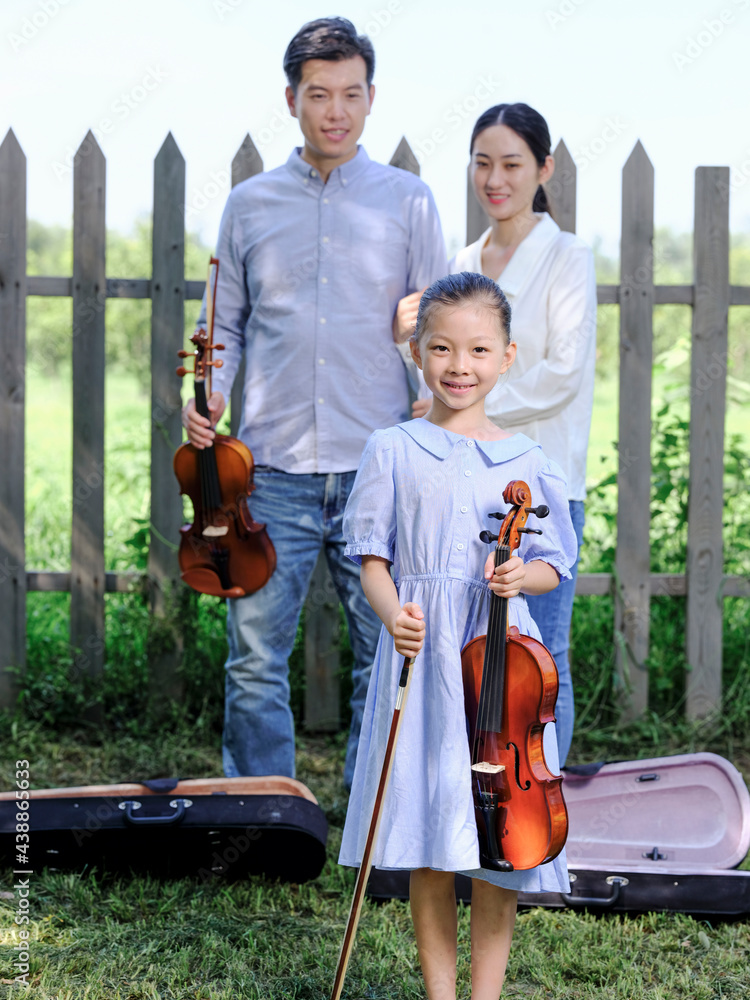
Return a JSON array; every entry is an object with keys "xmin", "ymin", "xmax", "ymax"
[
  {"xmin": 462, "ymin": 626, "xmax": 567, "ymax": 871},
  {"xmin": 174, "ymin": 256, "xmax": 276, "ymax": 599},
  {"xmin": 461, "ymin": 480, "xmax": 568, "ymax": 872},
  {"xmin": 173, "ymin": 431, "xmax": 276, "ymax": 599}
]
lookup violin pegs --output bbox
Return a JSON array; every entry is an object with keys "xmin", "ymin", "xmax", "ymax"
[
  {"xmin": 213, "ymin": 342, "xmax": 225, "ymax": 351},
  {"xmin": 479, "ymin": 530, "xmax": 499, "ymax": 544},
  {"xmin": 526, "ymin": 505, "xmax": 550, "ymax": 519},
  {"xmin": 177, "ymin": 349, "xmax": 194, "ymax": 358},
  {"xmin": 176, "ymin": 365, "xmax": 192, "ymax": 377},
  {"xmin": 488, "ymin": 511, "xmax": 505, "ymax": 520},
  {"xmin": 518, "ymin": 527, "xmax": 543, "ymax": 535},
  {"xmin": 212, "ymin": 359, "xmax": 224, "ymax": 369}
]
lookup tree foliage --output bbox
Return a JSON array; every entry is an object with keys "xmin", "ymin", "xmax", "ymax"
[{"xmin": 26, "ymin": 218, "xmax": 212, "ymax": 375}]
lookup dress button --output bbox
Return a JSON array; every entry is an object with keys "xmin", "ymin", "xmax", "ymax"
[
  {"xmin": 322, "ymin": 236, "xmax": 330, "ymax": 243},
  {"xmin": 320, "ymin": 317, "xmax": 327, "ymax": 324},
  {"xmin": 321, "ymin": 277, "xmax": 328, "ymax": 284},
  {"xmin": 323, "ymin": 198, "xmax": 329, "ymax": 204},
  {"xmin": 467, "ymin": 439, "xmax": 475, "ymax": 447},
  {"xmin": 318, "ymin": 358, "xmax": 326, "ymax": 365},
  {"xmin": 318, "ymin": 397, "xmax": 325, "ymax": 404},
  {"xmin": 460, "ymin": 506, "xmax": 468, "ymax": 513},
  {"xmin": 464, "ymin": 470, "xmax": 472, "ymax": 477},
  {"xmin": 457, "ymin": 543, "xmax": 465, "ymax": 551},
  {"xmin": 310, "ymin": 169, "xmax": 317, "ymax": 178}
]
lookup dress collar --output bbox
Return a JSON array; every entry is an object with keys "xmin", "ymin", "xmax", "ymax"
[
  {"xmin": 398, "ymin": 418, "xmax": 540, "ymax": 464},
  {"xmin": 286, "ymin": 145, "xmax": 371, "ymax": 188},
  {"xmin": 476, "ymin": 212, "xmax": 560, "ymax": 296}
]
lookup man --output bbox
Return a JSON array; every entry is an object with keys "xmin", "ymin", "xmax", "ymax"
[{"xmin": 184, "ymin": 17, "xmax": 446, "ymax": 787}]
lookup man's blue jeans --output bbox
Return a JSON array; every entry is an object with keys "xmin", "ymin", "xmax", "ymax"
[
  {"xmin": 222, "ymin": 468, "xmax": 382, "ymax": 788},
  {"xmin": 525, "ymin": 500, "xmax": 585, "ymax": 768}
]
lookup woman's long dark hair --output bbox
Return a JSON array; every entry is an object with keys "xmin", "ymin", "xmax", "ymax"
[{"xmin": 470, "ymin": 103, "xmax": 552, "ymax": 215}]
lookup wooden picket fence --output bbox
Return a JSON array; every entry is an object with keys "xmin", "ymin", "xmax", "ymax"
[{"xmin": 0, "ymin": 128, "xmax": 747, "ymax": 727}]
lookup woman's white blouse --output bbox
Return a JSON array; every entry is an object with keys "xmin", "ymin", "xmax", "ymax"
[{"xmin": 450, "ymin": 214, "xmax": 597, "ymax": 500}]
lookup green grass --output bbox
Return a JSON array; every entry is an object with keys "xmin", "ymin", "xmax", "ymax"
[{"xmin": 1, "ymin": 722, "xmax": 749, "ymax": 999}]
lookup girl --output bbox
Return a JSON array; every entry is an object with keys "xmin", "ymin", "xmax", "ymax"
[
  {"xmin": 340, "ymin": 272, "xmax": 577, "ymax": 1000},
  {"xmin": 397, "ymin": 104, "xmax": 597, "ymax": 767}
]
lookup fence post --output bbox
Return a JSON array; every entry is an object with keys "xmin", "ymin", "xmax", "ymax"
[
  {"xmin": 148, "ymin": 132, "xmax": 187, "ymax": 704},
  {"xmin": 390, "ymin": 136, "xmax": 420, "ymax": 175},
  {"xmin": 466, "ymin": 164, "xmax": 486, "ymax": 245},
  {"xmin": 0, "ymin": 129, "xmax": 27, "ymax": 708},
  {"xmin": 614, "ymin": 141, "xmax": 654, "ymax": 721},
  {"xmin": 686, "ymin": 166, "xmax": 730, "ymax": 718},
  {"xmin": 229, "ymin": 134, "xmax": 263, "ymax": 438},
  {"xmin": 546, "ymin": 139, "xmax": 576, "ymax": 234},
  {"xmin": 71, "ymin": 132, "xmax": 106, "ymax": 720}
]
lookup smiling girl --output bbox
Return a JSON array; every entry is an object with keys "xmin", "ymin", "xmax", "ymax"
[{"xmin": 340, "ymin": 271, "xmax": 577, "ymax": 1000}]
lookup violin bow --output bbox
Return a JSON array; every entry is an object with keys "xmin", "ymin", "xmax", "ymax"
[{"xmin": 330, "ymin": 654, "xmax": 416, "ymax": 1000}]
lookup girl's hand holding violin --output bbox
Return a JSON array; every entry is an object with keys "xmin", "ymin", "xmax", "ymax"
[
  {"xmin": 389, "ymin": 602, "xmax": 425, "ymax": 658},
  {"xmin": 182, "ymin": 391, "xmax": 226, "ymax": 449},
  {"xmin": 484, "ymin": 555, "xmax": 561, "ymax": 599},
  {"xmin": 485, "ymin": 554, "xmax": 526, "ymax": 599}
]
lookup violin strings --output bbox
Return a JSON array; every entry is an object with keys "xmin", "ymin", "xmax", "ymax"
[{"xmin": 473, "ymin": 542, "xmax": 509, "ymax": 783}]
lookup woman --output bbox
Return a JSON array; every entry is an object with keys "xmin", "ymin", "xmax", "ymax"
[{"xmin": 397, "ymin": 103, "xmax": 597, "ymax": 766}]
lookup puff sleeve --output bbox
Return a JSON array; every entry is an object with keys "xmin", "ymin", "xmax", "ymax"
[
  {"xmin": 518, "ymin": 459, "xmax": 578, "ymax": 581},
  {"xmin": 344, "ymin": 430, "xmax": 398, "ymax": 565}
]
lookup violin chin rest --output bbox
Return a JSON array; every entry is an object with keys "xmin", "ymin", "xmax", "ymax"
[{"xmin": 181, "ymin": 567, "xmax": 245, "ymax": 600}]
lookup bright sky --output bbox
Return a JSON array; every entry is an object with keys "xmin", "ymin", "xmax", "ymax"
[{"xmin": 3, "ymin": 0, "xmax": 750, "ymax": 260}]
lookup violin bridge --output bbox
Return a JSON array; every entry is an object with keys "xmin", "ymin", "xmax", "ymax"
[
  {"xmin": 202, "ymin": 526, "xmax": 229, "ymax": 537},
  {"xmin": 471, "ymin": 762, "xmax": 505, "ymax": 774}
]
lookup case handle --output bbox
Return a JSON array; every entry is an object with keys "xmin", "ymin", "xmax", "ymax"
[
  {"xmin": 562, "ymin": 875, "xmax": 628, "ymax": 908},
  {"xmin": 119, "ymin": 799, "xmax": 190, "ymax": 826}
]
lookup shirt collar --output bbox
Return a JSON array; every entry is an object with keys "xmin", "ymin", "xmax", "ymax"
[
  {"xmin": 286, "ymin": 145, "xmax": 371, "ymax": 189},
  {"xmin": 398, "ymin": 418, "xmax": 541, "ymax": 464},
  {"xmin": 478, "ymin": 212, "xmax": 560, "ymax": 297}
]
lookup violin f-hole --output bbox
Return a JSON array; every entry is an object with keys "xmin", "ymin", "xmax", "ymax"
[{"xmin": 506, "ymin": 742, "xmax": 531, "ymax": 791}]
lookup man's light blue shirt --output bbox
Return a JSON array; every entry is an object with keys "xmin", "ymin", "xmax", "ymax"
[{"xmin": 206, "ymin": 146, "xmax": 447, "ymax": 473}]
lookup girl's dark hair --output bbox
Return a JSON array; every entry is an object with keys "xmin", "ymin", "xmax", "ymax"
[
  {"xmin": 414, "ymin": 271, "xmax": 512, "ymax": 345},
  {"xmin": 470, "ymin": 103, "xmax": 552, "ymax": 215},
  {"xmin": 283, "ymin": 17, "xmax": 375, "ymax": 92}
]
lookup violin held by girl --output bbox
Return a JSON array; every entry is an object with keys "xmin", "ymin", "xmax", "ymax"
[{"xmin": 339, "ymin": 271, "xmax": 578, "ymax": 1000}]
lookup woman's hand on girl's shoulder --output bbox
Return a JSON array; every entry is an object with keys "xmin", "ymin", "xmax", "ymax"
[
  {"xmin": 485, "ymin": 554, "xmax": 526, "ymax": 599},
  {"xmin": 392, "ymin": 288, "xmax": 426, "ymax": 344},
  {"xmin": 390, "ymin": 602, "xmax": 426, "ymax": 657}
]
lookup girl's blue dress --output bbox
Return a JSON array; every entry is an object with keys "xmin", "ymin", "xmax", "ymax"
[{"xmin": 339, "ymin": 418, "xmax": 578, "ymax": 891}]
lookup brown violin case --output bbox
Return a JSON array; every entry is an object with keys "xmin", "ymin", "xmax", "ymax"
[
  {"xmin": 367, "ymin": 752, "xmax": 750, "ymax": 917},
  {"xmin": 0, "ymin": 776, "xmax": 327, "ymax": 884}
]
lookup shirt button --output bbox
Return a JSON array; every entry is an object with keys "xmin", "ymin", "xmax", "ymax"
[
  {"xmin": 467, "ymin": 440, "xmax": 475, "ymax": 447},
  {"xmin": 460, "ymin": 506, "xmax": 468, "ymax": 513},
  {"xmin": 323, "ymin": 198, "xmax": 329, "ymax": 204},
  {"xmin": 310, "ymin": 169, "xmax": 317, "ymax": 178},
  {"xmin": 342, "ymin": 178, "xmax": 348, "ymax": 185},
  {"xmin": 464, "ymin": 470, "xmax": 472, "ymax": 477},
  {"xmin": 457, "ymin": 543, "xmax": 465, "ymax": 551},
  {"xmin": 321, "ymin": 277, "xmax": 328, "ymax": 284},
  {"xmin": 320, "ymin": 317, "xmax": 327, "ymax": 324},
  {"xmin": 318, "ymin": 397, "xmax": 325, "ymax": 404},
  {"xmin": 322, "ymin": 236, "xmax": 330, "ymax": 244},
  {"xmin": 303, "ymin": 179, "xmax": 309, "ymax": 185},
  {"xmin": 318, "ymin": 358, "xmax": 325, "ymax": 365}
]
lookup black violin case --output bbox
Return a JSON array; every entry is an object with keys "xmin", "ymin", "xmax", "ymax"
[
  {"xmin": 367, "ymin": 752, "xmax": 750, "ymax": 917},
  {"xmin": 0, "ymin": 776, "xmax": 327, "ymax": 884}
]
